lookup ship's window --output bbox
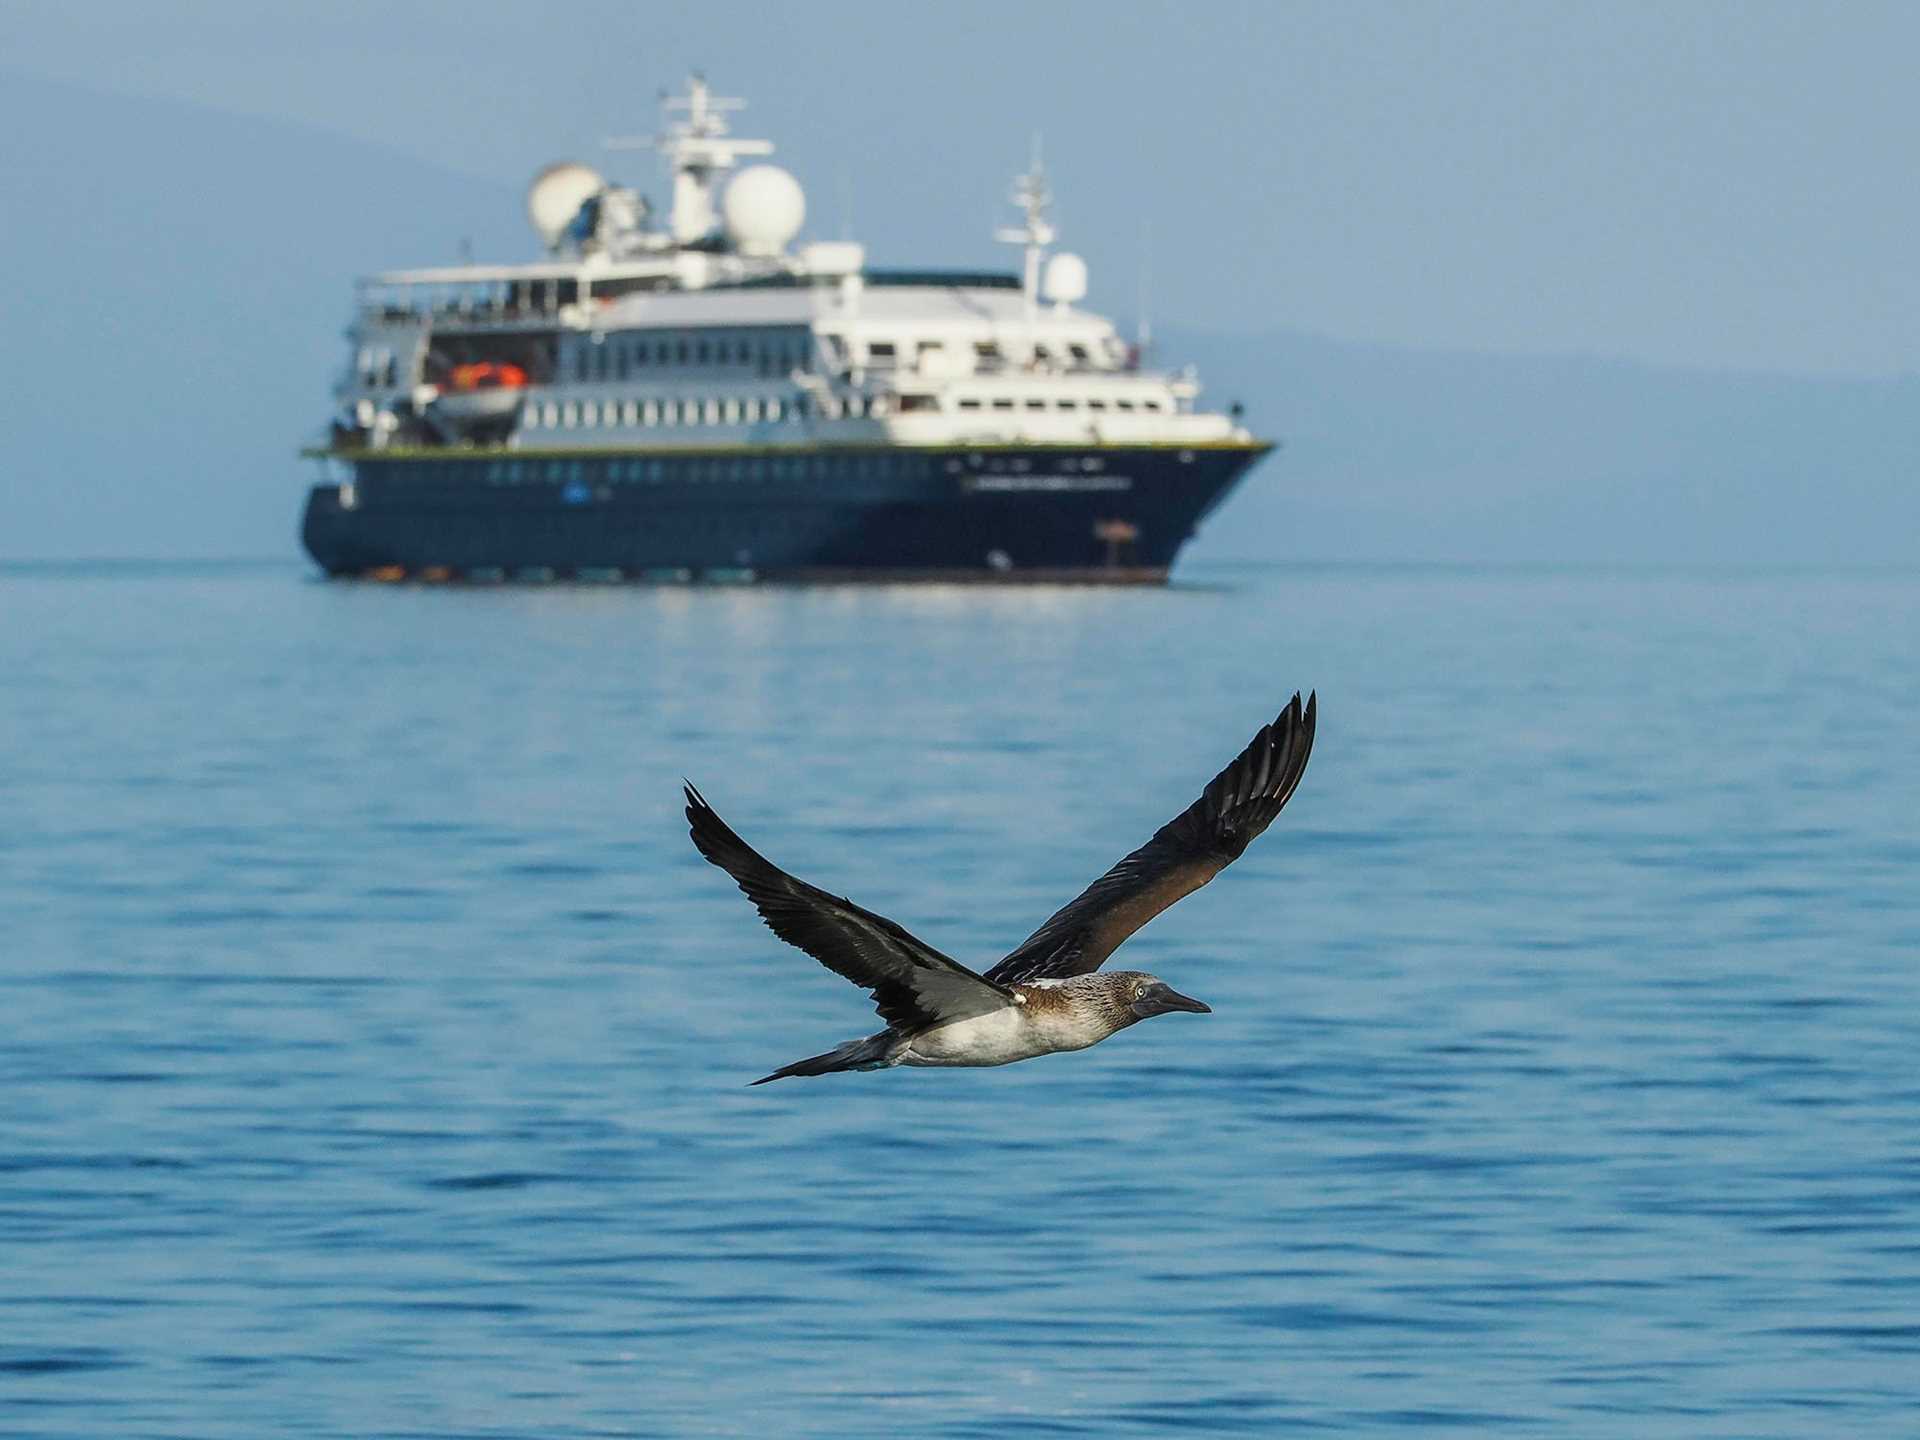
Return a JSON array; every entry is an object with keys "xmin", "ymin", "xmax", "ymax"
[
  {"xmin": 546, "ymin": 461, "xmax": 564, "ymax": 481},
  {"xmin": 1142, "ymin": 399, "xmax": 1163, "ymax": 412},
  {"xmin": 958, "ymin": 398, "xmax": 981, "ymax": 411},
  {"xmin": 594, "ymin": 347, "xmax": 608, "ymax": 381},
  {"xmin": 562, "ymin": 402, "xmax": 579, "ymax": 428},
  {"xmin": 1032, "ymin": 344, "xmax": 1052, "ymax": 362},
  {"xmin": 766, "ymin": 397, "xmax": 783, "ymax": 422},
  {"xmin": 1069, "ymin": 344, "xmax": 1090, "ymax": 363},
  {"xmin": 992, "ymin": 398, "xmax": 1015, "ymax": 411},
  {"xmin": 574, "ymin": 349, "xmax": 589, "ymax": 382},
  {"xmin": 704, "ymin": 398, "xmax": 721, "ymax": 425},
  {"xmin": 623, "ymin": 400, "xmax": 639, "ymax": 425},
  {"xmin": 658, "ymin": 399, "xmax": 675, "ymax": 424},
  {"xmin": 975, "ymin": 342, "xmax": 1000, "ymax": 360},
  {"xmin": 1025, "ymin": 398, "xmax": 1046, "ymax": 411},
  {"xmin": 677, "ymin": 340, "xmax": 690, "ymax": 365},
  {"xmin": 867, "ymin": 342, "xmax": 896, "ymax": 365},
  {"xmin": 897, "ymin": 394, "xmax": 936, "ymax": 413},
  {"xmin": 634, "ymin": 342, "xmax": 648, "ymax": 367},
  {"xmin": 723, "ymin": 398, "xmax": 740, "ymax": 424},
  {"xmin": 1055, "ymin": 398, "xmax": 1078, "ymax": 410},
  {"xmin": 615, "ymin": 348, "xmax": 629, "ymax": 381},
  {"xmin": 695, "ymin": 340, "xmax": 711, "ymax": 364},
  {"xmin": 743, "ymin": 398, "xmax": 760, "ymax": 423},
  {"xmin": 1116, "ymin": 399, "xmax": 1135, "ymax": 411},
  {"xmin": 1087, "ymin": 399, "xmax": 1107, "ymax": 411}
]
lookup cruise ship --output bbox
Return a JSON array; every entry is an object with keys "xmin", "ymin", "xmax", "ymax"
[{"xmin": 300, "ymin": 77, "xmax": 1274, "ymax": 582}]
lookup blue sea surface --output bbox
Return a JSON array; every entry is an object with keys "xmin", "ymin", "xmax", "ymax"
[{"xmin": 2, "ymin": 561, "xmax": 1917, "ymax": 1437}]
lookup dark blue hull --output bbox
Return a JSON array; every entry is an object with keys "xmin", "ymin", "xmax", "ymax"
[{"xmin": 301, "ymin": 442, "xmax": 1270, "ymax": 582}]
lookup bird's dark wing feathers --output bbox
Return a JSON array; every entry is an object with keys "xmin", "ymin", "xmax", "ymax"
[
  {"xmin": 984, "ymin": 692, "xmax": 1317, "ymax": 987},
  {"xmin": 685, "ymin": 785, "xmax": 1014, "ymax": 1031}
]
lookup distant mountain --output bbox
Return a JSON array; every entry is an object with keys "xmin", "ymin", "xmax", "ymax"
[
  {"xmin": 0, "ymin": 70, "xmax": 517, "ymax": 560},
  {"xmin": 1177, "ymin": 330, "xmax": 1920, "ymax": 567},
  {"xmin": 2, "ymin": 70, "xmax": 1912, "ymax": 565}
]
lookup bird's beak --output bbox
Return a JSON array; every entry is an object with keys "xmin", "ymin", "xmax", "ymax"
[{"xmin": 1134, "ymin": 984, "xmax": 1212, "ymax": 1017}]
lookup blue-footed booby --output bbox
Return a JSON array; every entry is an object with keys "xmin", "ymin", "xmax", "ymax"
[{"xmin": 686, "ymin": 692, "xmax": 1316, "ymax": 1084}]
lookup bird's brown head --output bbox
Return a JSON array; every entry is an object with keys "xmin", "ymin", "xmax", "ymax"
[{"xmin": 1119, "ymin": 971, "xmax": 1212, "ymax": 1020}]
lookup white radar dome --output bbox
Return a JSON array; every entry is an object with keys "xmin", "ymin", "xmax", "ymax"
[
  {"xmin": 526, "ymin": 162, "xmax": 606, "ymax": 248},
  {"xmin": 723, "ymin": 165, "xmax": 806, "ymax": 256},
  {"xmin": 1043, "ymin": 251, "xmax": 1088, "ymax": 305}
]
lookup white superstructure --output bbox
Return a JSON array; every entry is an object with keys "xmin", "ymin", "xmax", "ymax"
[{"xmin": 334, "ymin": 76, "xmax": 1248, "ymax": 455}]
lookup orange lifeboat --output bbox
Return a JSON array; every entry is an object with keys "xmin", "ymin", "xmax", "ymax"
[{"xmin": 448, "ymin": 361, "xmax": 528, "ymax": 392}]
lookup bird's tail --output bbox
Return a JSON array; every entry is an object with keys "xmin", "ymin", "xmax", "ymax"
[{"xmin": 750, "ymin": 1032, "xmax": 894, "ymax": 1085}]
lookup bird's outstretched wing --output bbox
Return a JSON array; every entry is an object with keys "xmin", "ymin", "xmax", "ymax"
[
  {"xmin": 984, "ymin": 693, "xmax": 1317, "ymax": 987},
  {"xmin": 685, "ymin": 785, "xmax": 1015, "ymax": 1031}
]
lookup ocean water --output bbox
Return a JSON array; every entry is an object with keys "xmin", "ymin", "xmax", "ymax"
[{"xmin": 2, "ymin": 560, "xmax": 1917, "ymax": 1438}]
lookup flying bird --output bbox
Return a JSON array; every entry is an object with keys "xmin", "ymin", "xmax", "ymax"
[{"xmin": 686, "ymin": 692, "xmax": 1316, "ymax": 1084}]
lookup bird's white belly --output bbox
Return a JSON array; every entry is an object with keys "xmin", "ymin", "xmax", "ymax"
[{"xmin": 902, "ymin": 1008, "xmax": 1049, "ymax": 1067}]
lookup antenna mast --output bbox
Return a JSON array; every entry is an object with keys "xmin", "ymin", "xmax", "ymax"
[
  {"xmin": 606, "ymin": 73, "xmax": 772, "ymax": 243},
  {"xmin": 994, "ymin": 135, "xmax": 1056, "ymax": 320}
]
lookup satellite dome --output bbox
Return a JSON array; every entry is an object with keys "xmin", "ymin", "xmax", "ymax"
[
  {"xmin": 723, "ymin": 165, "xmax": 806, "ymax": 256},
  {"xmin": 1043, "ymin": 251, "xmax": 1088, "ymax": 306},
  {"xmin": 527, "ymin": 163, "xmax": 606, "ymax": 249}
]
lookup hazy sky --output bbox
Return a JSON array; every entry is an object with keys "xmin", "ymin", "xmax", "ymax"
[{"xmin": 7, "ymin": 0, "xmax": 1918, "ymax": 378}]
